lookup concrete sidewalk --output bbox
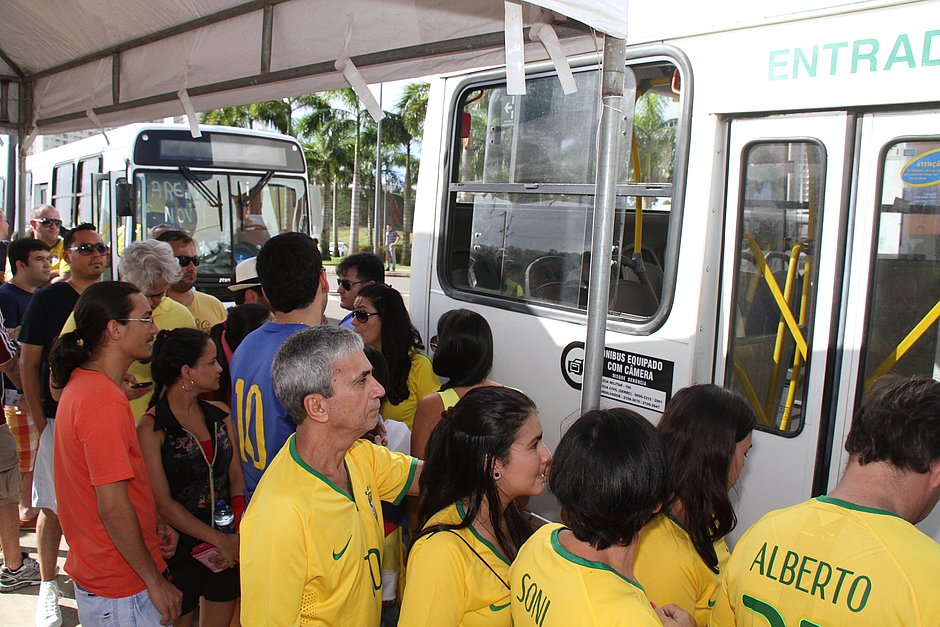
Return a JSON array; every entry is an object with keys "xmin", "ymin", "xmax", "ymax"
[{"xmin": 0, "ymin": 528, "xmax": 79, "ymax": 626}]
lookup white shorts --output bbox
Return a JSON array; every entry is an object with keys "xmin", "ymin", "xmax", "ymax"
[{"xmin": 31, "ymin": 418, "xmax": 56, "ymax": 512}]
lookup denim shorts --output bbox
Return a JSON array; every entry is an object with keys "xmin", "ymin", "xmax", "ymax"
[{"xmin": 74, "ymin": 583, "xmax": 165, "ymax": 626}]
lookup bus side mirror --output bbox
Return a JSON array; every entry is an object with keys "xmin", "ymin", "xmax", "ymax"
[{"xmin": 115, "ymin": 182, "xmax": 134, "ymax": 217}]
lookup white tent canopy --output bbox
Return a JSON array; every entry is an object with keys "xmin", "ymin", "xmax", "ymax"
[{"xmin": 0, "ymin": 0, "xmax": 628, "ymax": 137}]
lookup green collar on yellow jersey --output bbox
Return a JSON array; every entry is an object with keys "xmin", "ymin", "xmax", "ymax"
[
  {"xmin": 549, "ymin": 526, "xmax": 645, "ymax": 592},
  {"xmin": 816, "ymin": 495, "xmax": 902, "ymax": 519}
]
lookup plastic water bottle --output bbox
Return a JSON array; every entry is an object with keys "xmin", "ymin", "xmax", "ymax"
[{"xmin": 214, "ymin": 499, "xmax": 235, "ymax": 533}]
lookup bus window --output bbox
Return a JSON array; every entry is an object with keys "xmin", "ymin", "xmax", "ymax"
[
  {"xmin": 76, "ymin": 156, "xmax": 101, "ymax": 225},
  {"xmin": 135, "ymin": 171, "xmax": 233, "ymax": 276},
  {"xmin": 727, "ymin": 141, "xmax": 825, "ymax": 435},
  {"xmin": 444, "ymin": 60, "xmax": 683, "ymax": 320},
  {"xmin": 230, "ymin": 175, "xmax": 308, "ymax": 264},
  {"xmin": 861, "ymin": 140, "xmax": 940, "ymax": 389},
  {"xmin": 52, "ymin": 162, "xmax": 75, "ymax": 223},
  {"xmin": 32, "ymin": 182, "xmax": 47, "ymax": 207}
]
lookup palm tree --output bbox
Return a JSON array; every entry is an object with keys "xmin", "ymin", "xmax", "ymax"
[
  {"xmin": 395, "ymin": 82, "xmax": 429, "ymax": 262},
  {"xmin": 325, "ymin": 88, "xmax": 373, "ymax": 254},
  {"xmin": 298, "ymin": 98, "xmax": 356, "ymax": 257}
]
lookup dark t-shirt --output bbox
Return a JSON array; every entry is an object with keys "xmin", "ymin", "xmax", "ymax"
[
  {"xmin": 19, "ymin": 281, "xmax": 80, "ymax": 418},
  {"xmin": 0, "ymin": 282, "xmax": 36, "ymax": 329},
  {"xmin": 0, "ymin": 282, "xmax": 35, "ymax": 393}
]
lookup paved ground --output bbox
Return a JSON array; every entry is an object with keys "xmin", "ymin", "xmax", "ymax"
[
  {"xmin": 1, "ymin": 528, "xmax": 79, "ymax": 627},
  {"xmin": 0, "ymin": 271, "xmax": 412, "ymax": 625}
]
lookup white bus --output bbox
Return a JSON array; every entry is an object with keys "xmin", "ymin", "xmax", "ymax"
[
  {"xmin": 25, "ymin": 123, "xmax": 311, "ymax": 296},
  {"xmin": 410, "ymin": 1, "xmax": 940, "ymax": 540}
]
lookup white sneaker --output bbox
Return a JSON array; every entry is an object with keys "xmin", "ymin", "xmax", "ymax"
[{"xmin": 35, "ymin": 580, "xmax": 62, "ymax": 627}]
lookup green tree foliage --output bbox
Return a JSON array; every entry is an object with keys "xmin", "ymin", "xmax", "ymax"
[{"xmin": 200, "ymin": 82, "xmax": 430, "ymax": 260}]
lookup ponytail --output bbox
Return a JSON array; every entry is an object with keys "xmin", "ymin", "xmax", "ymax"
[
  {"xmin": 49, "ymin": 330, "xmax": 93, "ymax": 388},
  {"xmin": 148, "ymin": 327, "xmax": 212, "ymax": 408}
]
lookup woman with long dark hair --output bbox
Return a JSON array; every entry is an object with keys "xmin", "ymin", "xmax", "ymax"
[
  {"xmin": 510, "ymin": 408, "xmax": 692, "ymax": 626},
  {"xmin": 136, "ymin": 328, "xmax": 245, "ymax": 627},
  {"xmin": 633, "ymin": 384, "xmax": 757, "ymax": 626},
  {"xmin": 352, "ymin": 283, "xmax": 439, "ymax": 428},
  {"xmin": 411, "ymin": 308, "xmax": 500, "ymax": 460},
  {"xmin": 399, "ymin": 387, "xmax": 551, "ymax": 626}
]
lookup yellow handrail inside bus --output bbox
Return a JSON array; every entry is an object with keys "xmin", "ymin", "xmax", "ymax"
[
  {"xmin": 631, "ymin": 138, "xmax": 644, "ymax": 251},
  {"xmin": 864, "ymin": 298, "xmax": 940, "ymax": 390},
  {"xmin": 779, "ymin": 250, "xmax": 814, "ymax": 431},
  {"xmin": 764, "ymin": 243, "xmax": 803, "ymax": 419},
  {"xmin": 732, "ymin": 362, "xmax": 771, "ymax": 427},
  {"xmin": 744, "ymin": 234, "xmax": 808, "ymax": 360}
]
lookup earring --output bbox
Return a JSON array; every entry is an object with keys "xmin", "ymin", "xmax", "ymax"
[
  {"xmin": 493, "ymin": 471, "xmax": 502, "ymax": 480},
  {"xmin": 180, "ymin": 380, "xmax": 195, "ymax": 392}
]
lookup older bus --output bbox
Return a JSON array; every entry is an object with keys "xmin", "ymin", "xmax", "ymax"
[{"xmin": 25, "ymin": 123, "xmax": 311, "ymax": 296}]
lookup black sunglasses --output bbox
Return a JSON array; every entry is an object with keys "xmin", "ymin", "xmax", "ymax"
[
  {"xmin": 353, "ymin": 309, "xmax": 380, "ymax": 324},
  {"xmin": 38, "ymin": 218, "xmax": 63, "ymax": 227},
  {"xmin": 67, "ymin": 243, "xmax": 109, "ymax": 256},
  {"xmin": 176, "ymin": 255, "xmax": 200, "ymax": 267},
  {"xmin": 337, "ymin": 278, "xmax": 366, "ymax": 291}
]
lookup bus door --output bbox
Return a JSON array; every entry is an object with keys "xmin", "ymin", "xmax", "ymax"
[
  {"xmin": 92, "ymin": 172, "xmax": 131, "ymax": 281},
  {"xmin": 829, "ymin": 110, "xmax": 940, "ymax": 540},
  {"xmin": 716, "ymin": 113, "xmax": 853, "ymax": 539}
]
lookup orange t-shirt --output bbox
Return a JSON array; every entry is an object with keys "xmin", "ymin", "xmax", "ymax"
[{"xmin": 54, "ymin": 368, "xmax": 166, "ymax": 597}]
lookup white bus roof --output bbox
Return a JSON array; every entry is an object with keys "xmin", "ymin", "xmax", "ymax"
[{"xmin": 2, "ymin": 0, "xmax": 915, "ymax": 137}]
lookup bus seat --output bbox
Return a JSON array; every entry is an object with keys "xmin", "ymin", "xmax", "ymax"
[
  {"xmin": 525, "ymin": 255, "xmax": 566, "ymax": 295},
  {"xmin": 609, "ymin": 279, "xmax": 659, "ymax": 316}
]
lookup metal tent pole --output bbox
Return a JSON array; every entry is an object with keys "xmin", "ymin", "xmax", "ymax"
[{"xmin": 580, "ymin": 36, "xmax": 634, "ymax": 414}]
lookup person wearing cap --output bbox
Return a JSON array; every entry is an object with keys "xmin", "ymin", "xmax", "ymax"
[
  {"xmin": 156, "ymin": 231, "xmax": 228, "ymax": 333},
  {"xmin": 228, "ymin": 257, "xmax": 270, "ymax": 309},
  {"xmin": 335, "ymin": 253, "xmax": 384, "ymax": 329}
]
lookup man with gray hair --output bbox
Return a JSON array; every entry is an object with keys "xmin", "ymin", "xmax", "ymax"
[
  {"xmin": 118, "ymin": 240, "xmax": 197, "ymax": 417},
  {"xmin": 240, "ymin": 326, "xmax": 421, "ymax": 626},
  {"xmin": 61, "ymin": 239, "xmax": 196, "ymax": 418}
]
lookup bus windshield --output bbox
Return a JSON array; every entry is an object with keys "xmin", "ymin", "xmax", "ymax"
[{"xmin": 135, "ymin": 170, "xmax": 308, "ymax": 277}]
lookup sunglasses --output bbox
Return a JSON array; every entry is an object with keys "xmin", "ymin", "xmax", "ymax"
[
  {"xmin": 353, "ymin": 309, "xmax": 380, "ymax": 324},
  {"xmin": 67, "ymin": 243, "xmax": 109, "ymax": 256},
  {"xmin": 337, "ymin": 278, "xmax": 366, "ymax": 291},
  {"xmin": 176, "ymin": 255, "xmax": 201, "ymax": 267},
  {"xmin": 37, "ymin": 218, "xmax": 63, "ymax": 228}
]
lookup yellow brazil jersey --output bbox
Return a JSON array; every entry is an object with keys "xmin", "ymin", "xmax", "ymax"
[
  {"xmin": 48, "ymin": 238, "xmax": 69, "ymax": 275},
  {"xmin": 634, "ymin": 512, "xmax": 729, "ymax": 626},
  {"xmin": 187, "ymin": 289, "xmax": 228, "ymax": 334},
  {"xmin": 510, "ymin": 523, "xmax": 661, "ymax": 627},
  {"xmin": 709, "ymin": 496, "xmax": 940, "ymax": 627},
  {"xmin": 240, "ymin": 436, "xmax": 418, "ymax": 626},
  {"xmin": 400, "ymin": 502, "xmax": 512, "ymax": 626},
  {"xmin": 380, "ymin": 351, "xmax": 440, "ymax": 429}
]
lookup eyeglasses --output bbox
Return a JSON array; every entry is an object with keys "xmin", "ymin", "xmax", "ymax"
[
  {"xmin": 66, "ymin": 243, "xmax": 109, "ymax": 256},
  {"xmin": 429, "ymin": 335, "xmax": 439, "ymax": 351},
  {"xmin": 176, "ymin": 255, "xmax": 200, "ymax": 267},
  {"xmin": 337, "ymin": 278, "xmax": 366, "ymax": 291},
  {"xmin": 353, "ymin": 309, "xmax": 380, "ymax": 324},
  {"xmin": 119, "ymin": 317, "xmax": 155, "ymax": 324},
  {"xmin": 37, "ymin": 218, "xmax": 63, "ymax": 228}
]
